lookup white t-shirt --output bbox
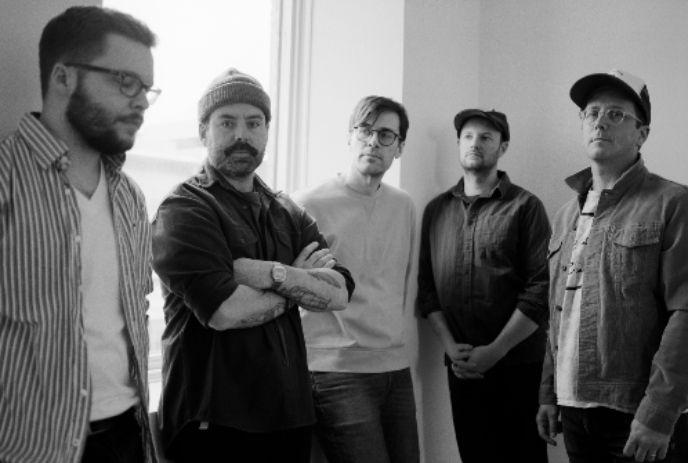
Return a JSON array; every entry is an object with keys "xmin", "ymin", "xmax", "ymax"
[{"xmin": 75, "ymin": 164, "xmax": 138, "ymax": 420}]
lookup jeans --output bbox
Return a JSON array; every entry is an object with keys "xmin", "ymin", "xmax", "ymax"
[
  {"xmin": 311, "ymin": 368, "xmax": 420, "ymax": 463},
  {"xmin": 170, "ymin": 423, "xmax": 312, "ymax": 463},
  {"xmin": 448, "ymin": 360, "xmax": 548, "ymax": 463},
  {"xmin": 81, "ymin": 407, "xmax": 144, "ymax": 463},
  {"xmin": 561, "ymin": 406, "xmax": 688, "ymax": 463}
]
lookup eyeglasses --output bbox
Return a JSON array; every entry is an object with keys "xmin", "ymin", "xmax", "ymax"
[
  {"xmin": 353, "ymin": 126, "xmax": 400, "ymax": 146},
  {"xmin": 64, "ymin": 62, "xmax": 161, "ymax": 105},
  {"xmin": 579, "ymin": 107, "xmax": 643, "ymax": 126}
]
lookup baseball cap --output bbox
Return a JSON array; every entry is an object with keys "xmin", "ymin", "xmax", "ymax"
[
  {"xmin": 454, "ymin": 109, "xmax": 510, "ymax": 141},
  {"xmin": 570, "ymin": 69, "xmax": 650, "ymax": 124}
]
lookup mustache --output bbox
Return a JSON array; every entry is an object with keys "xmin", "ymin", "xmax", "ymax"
[
  {"xmin": 223, "ymin": 141, "xmax": 259, "ymax": 157},
  {"xmin": 117, "ymin": 113, "xmax": 144, "ymax": 127}
]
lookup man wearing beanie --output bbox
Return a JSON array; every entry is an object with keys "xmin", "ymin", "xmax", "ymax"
[
  {"xmin": 536, "ymin": 70, "xmax": 688, "ymax": 463},
  {"xmin": 151, "ymin": 68, "xmax": 354, "ymax": 462},
  {"xmin": 417, "ymin": 109, "xmax": 551, "ymax": 462}
]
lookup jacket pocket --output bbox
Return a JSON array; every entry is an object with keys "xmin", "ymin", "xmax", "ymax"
[{"xmin": 610, "ymin": 222, "xmax": 661, "ymax": 284}]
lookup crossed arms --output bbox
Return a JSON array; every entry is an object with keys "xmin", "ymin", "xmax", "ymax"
[{"xmin": 208, "ymin": 242, "xmax": 348, "ymax": 330}]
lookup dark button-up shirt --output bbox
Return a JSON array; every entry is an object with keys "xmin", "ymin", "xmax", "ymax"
[
  {"xmin": 0, "ymin": 113, "xmax": 154, "ymax": 463},
  {"xmin": 151, "ymin": 165, "xmax": 354, "ymax": 455},
  {"xmin": 417, "ymin": 171, "xmax": 551, "ymax": 365},
  {"xmin": 540, "ymin": 158, "xmax": 688, "ymax": 434}
]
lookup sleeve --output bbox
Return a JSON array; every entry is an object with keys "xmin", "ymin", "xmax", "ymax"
[
  {"xmin": 515, "ymin": 195, "xmax": 552, "ymax": 325},
  {"xmin": 539, "ymin": 334, "xmax": 557, "ymax": 405},
  {"xmin": 416, "ymin": 199, "xmax": 442, "ymax": 318},
  {"xmin": 296, "ymin": 203, "xmax": 355, "ymax": 299},
  {"xmin": 635, "ymin": 190, "xmax": 688, "ymax": 434},
  {"xmin": 151, "ymin": 189, "xmax": 239, "ymax": 326}
]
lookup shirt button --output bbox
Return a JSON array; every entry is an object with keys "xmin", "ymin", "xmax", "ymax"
[
  {"xmin": 75, "ymin": 235, "xmax": 81, "ymax": 243},
  {"xmin": 72, "ymin": 438, "xmax": 80, "ymax": 447},
  {"xmin": 80, "ymin": 388, "xmax": 88, "ymax": 397}
]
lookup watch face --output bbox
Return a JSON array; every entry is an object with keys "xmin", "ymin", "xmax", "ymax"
[{"xmin": 272, "ymin": 265, "xmax": 287, "ymax": 283}]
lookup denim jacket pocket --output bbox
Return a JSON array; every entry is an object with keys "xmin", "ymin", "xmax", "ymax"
[{"xmin": 610, "ymin": 222, "xmax": 661, "ymax": 284}]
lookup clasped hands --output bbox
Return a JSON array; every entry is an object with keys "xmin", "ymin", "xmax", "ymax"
[{"xmin": 447, "ymin": 342, "xmax": 506, "ymax": 379}]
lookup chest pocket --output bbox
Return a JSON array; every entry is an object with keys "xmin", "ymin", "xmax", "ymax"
[
  {"xmin": 610, "ymin": 222, "xmax": 661, "ymax": 283},
  {"xmin": 479, "ymin": 216, "xmax": 514, "ymax": 263},
  {"xmin": 226, "ymin": 226, "xmax": 259, "ymax": 257}
]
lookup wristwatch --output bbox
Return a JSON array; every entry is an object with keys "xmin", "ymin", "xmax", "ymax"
[{"xmin": 271, "ymin": 263, "xmax": 287, "ymax": 288}]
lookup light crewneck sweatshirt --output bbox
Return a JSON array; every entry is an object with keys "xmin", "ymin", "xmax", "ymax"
[{"xmin": 293, "ymin": 174, "xmax": 415, "ymax": 372}]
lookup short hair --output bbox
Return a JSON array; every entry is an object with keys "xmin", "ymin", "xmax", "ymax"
[
  {"xmin": 349, "ymin": 96, "xmax": 410, "ymax": 141},
  {"xmin": 39, "ymin": 6, "xmax": 156, "ymax": 97}
]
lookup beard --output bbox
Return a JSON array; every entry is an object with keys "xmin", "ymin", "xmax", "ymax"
[
  {"xmin": 213, "ymin": 140, "xmax": 265, "ymax": 179},
  {"xmin": 66, "ymin": 81, "xmax": 142, "ymax": 156}
]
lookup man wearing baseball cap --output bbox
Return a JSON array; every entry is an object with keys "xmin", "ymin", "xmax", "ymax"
[
  {"xmin": 151, "ymin": 68, "xmax": 354, "ymax": 462},
  {"xmin": 417, "ymin": 109, "xmax": 551, "ymax": 462},
  {"xmin": 536, "ymin": 70, "xmax": 688, "ymax": 462}
]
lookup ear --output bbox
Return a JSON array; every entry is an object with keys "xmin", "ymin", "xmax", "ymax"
[
  {"xmin": 49, "ymin": 63, "xmax": 78, "ymax": 96},
  {"xmin": 199, "ymin": 123, "xmax": 208, "ymax": 146},
  {"xmin": 636, "ymin": 125, "xmax": 650, "ymax": 150},
  {"xmin": 497, "ymin": 140, "xmax": 509, "ymax": 158},
  {"xmin": 395, "ymin": 140, "xmax": 405, "ymax": 158}
]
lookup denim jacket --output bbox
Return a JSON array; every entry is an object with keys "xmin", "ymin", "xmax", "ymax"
[{"xmin": 540, "ymin": 158, "xmax": 688, "ymax": 434}]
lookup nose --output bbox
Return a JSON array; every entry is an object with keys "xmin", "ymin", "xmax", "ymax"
[
  {"xmin": 234, "ymin": 122, "xmax": 248, "ymax": 141},
  {"xmin": 130, "ymin": 89, "xmax": 149, "ymax": 111},
  {"xmin": 366, "ymin": 131, "xmax": 380, "ymax": 146}
]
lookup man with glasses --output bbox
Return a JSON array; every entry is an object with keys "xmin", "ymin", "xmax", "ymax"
[
  {"xmin": 151, "ymin": 68, "xmax": 354, "ymax": 463},
  {"xmin": 293, "ymin": 96, "xmax": 419, "ymax": 463},
  {"xmin": 417, "ymin": 109, "xmax": 550, "ymax": 462},
  {"xmin": 0, "ymin": 6, "xmax": 158, "ymax": 463},
  {"xmin": 536, "ymin": 70, "xmax": 688, "ymax": 463}
]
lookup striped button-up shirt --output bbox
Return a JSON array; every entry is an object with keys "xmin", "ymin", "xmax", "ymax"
[{"xmin": 0, "ymin": 113, "xmax": 155, "ymax": 462}]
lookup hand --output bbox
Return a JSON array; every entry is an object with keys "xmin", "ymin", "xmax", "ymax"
[
  {"xmin": 536, "ymin": 404, "xmax": 559, "ymax": 445},
  {"xmin": 292, "ymin": 241, "xmax": 336, "ymax": 269},
  {"xmin": 467, "ymin": 343, "xmax": 506, "ymax": 374},
  {"xmin": 623, "ymin": 419, "xmax": 671, "ymax": 462},
  {"xmin": 446, "ymin": 343, "xmax": 483, "ymax": 379}
]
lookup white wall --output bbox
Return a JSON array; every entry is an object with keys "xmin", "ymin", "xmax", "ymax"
[{"xmin": 0, "ymin": 0, "xmax": 100, "ymax": 138}]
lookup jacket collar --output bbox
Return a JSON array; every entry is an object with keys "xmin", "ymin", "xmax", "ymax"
[
  {"xmin": 451, "ymin": 170, "xmax": 512, "ymax": 201},
  {"xmin": 565, "ymin": 156, "xmax": 648, "ymax": 199},
  {"xmin": 197, "ymin": 161, "xmax": 277, "ymax": 198}
]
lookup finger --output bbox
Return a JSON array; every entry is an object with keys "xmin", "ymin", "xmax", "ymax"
[
  {"xmin": 657, "ymin": 444, "xmax": 669, "ymax": 461},
  {"xmin": 323, "ymin": 259, "xmax": 336, "ymax": 269},
  {"xmin": 536, "ymin": 415, "xmax": 556, "ymax": 445},
  {"xmin": 547, "ymin": 411, "xmax": 558, "ymax": 441},
  {"xmin": 622, "ymin": 436, "xmax": 637, "ymax": 459}
]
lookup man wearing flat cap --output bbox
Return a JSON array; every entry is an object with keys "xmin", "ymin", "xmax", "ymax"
[
  {"xmin": 417, "ymin": 109, "xmax": 551, "ymax": 462},
  {"xmin": 151, "ymin": 68, "xmax": 354, "ymax": 462},
  {"xmin": 536, "ymin": 69, "xmax": 688, "ymax": 463}
]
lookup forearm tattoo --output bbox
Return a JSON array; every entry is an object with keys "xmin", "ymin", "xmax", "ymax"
[
  {"xmin": 278, "ymin": 286, "xmax": 332, "ymax": 312},
  {"xmin": 236, "ymin": 302, "xmax": 285, "ymax": 328},
  {"xmin": 309, "ymin": 271, "xmax": 343, "ymax": 289}
]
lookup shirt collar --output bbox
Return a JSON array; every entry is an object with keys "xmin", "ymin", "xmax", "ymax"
[
  {"xmin": 565, "ymin": 156, "xmax": 648, "ymax": 197},
  {"xmin": 18, "ymin": 113, "xmax": 69, "ymax": 171},
  {"xmin": 18, "ymin": 112, "xmax": 127, "ymax": 174},
  {"xmin": 451, "ymin": 170, "xmax": 512, "ymax": 201}
]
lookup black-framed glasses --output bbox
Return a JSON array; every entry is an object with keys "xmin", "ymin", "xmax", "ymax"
[
  {"xmin": 353, "ymin": 126, "xmax": 400, "ymax": 146},
  {"xmin": 64, "ymin": 62, "xmax": 161, "ymax": 105},
  {"xmin": 579, "ymin": 107, "xmax": 643, "ymax": 126}
]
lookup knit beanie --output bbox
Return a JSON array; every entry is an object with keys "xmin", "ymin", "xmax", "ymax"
[{"xmin": 197, "ymin": 68, "xmax": 271, "ymax": 125}]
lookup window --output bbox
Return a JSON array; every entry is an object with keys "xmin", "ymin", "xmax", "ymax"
[{"xmin": 104, "ymin": 0, "xmax": 275, "ymax": 410}]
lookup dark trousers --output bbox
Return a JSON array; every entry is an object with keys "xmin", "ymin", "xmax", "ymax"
[
  {"xmin": 561, "ymin": 406, "xmax": 688, "ymax": 463},
  {"xmin": 171, "ymin": 423, "xmax": 312, "ymax": 463},
  {"xmin": 447, "ymin": 361, "xmax": 548, "ymax": 463},
  {"xmin": 81, "ymin": 407, "xmax": 144, "ymax": 463}
]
